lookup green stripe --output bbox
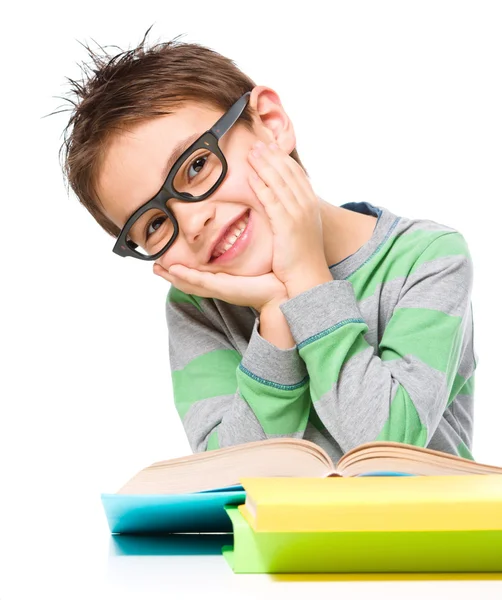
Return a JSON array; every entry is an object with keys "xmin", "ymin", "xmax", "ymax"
[
  {"xmin": 237, "ymin": 368, "xmax": 311, "ymax": 436},
  {"xmin": 172, "ymin": 349, "xmax": 241, "ymax": 419},
  {"xmin": 349, "ymin": 230, "xmax": 468, "ymax": 302},
  {"xmin": 409, "ymin": 232, "xmax": 470, "ymax": 274},
  {"xmin": 447, "ymin": 372, "xmax": 474, "ymax": 407},
  {"xmin": 206, "ymin": 430, "xmax": 219, "ymax": 451},
  {"xmin": 380, "ymin": 307, "xmax": 463, "ymax": 374},
  {"xmin": 457, "ymin": 440, "xmax": 474, "ymax": 460},
  {"xmin": 460, "ymin": 373, "xmax": 475, "ymax": 397},
  {"xmin": 166, "ymin": 286, "xmax": 204, "ymax": 312},
  {"xmin": 298, "ymin": 323, "xmax": 370, "ymax": 403},
  {"xmin": 376, "ymin": 385, "xmax": 428, "ymax": 446}
]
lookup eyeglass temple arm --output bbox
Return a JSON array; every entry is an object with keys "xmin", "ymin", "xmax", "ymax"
[{"xmin": 209, "ymin": 92, "xmax": 251, "ymax": 140}]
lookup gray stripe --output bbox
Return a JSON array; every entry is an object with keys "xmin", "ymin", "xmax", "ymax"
[
  {"xmin": 315, "ymin": 349, "xmax": 448, "ymax": 452},
  {"xmin": 304, "ymin": 421, "xmax": 344, "ymax": 463},
  {"xmin": 167, "ymin": 294, "xmax": 308, "ymax": 385},
  {"xmin": 313, "ymin": 345, "xmax": 400, "ymax": 453},
  {"xmin": 398, "ymin": 254, "xmax": 472, "ymax": 316},
  {"xmin": 264, "ymin": 431, "xmax": 306, "ymax": 439},
  {"xmin": 358, "ymin": 255, "xmax": 471, "ymax": 326},
  {"xmin": 451, "ymin": 393, "xmax": 474, "ymax": 448},
  {"xmin": 359, "ymin": 279, "xmax": 403, "ymax": 349},
  {"xmin": 183, "ymin": 392, "xmax": 309, "ymax": 453},
  {"xmin": 391, "ymin": 214, "xmax": 457, "ymax": 238},
  {"xmin": 383, "ymin": 355, "xmax": 447, "ymax": 439},
  {"xmin": 240, "ymin": 318, "xmax": 308, "ymax": 386},
  {"xmin": 428, "ymin": 413, "xmax": 473, "ymax": 456},
  {"xmin": 183, "ymin": 395, "xmax": 267, "ymax": 452},
  {"xmin": 457, "ymin": 303, "xmax": 476, "ymax": 379},
  {"xmin": 280, "ymin": 279, "xmax": 363, "ymax": 347},
  {"xmin": 166, "ymin": 300, "xmax": 236, "ymax": 370}
]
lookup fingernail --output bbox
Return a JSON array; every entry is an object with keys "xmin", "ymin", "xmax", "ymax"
[{"xmin": 269, "ymin": 142, "xmax": 278, "ymax": 150}]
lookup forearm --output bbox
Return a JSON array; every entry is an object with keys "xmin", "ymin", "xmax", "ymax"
[
  {"xmin": 278, "ymin": 253, "xmax": 473, "ymax": 455},
  {"xmin": 258, "ymin": 302, "xmax": 296, "ymax": 350},
  {"xmin": 167, "ymin": 287, "xmax": 309, "ymax": 454}
]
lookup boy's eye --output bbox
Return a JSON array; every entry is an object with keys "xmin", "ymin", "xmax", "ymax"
[
  {"xmin": 147, "ymin": 216, "xmax": 166, "ymax": 238},
  {"xmin": 173, "ymin": 149, "xmax": 223, "ymax": 196},
  {"xmin": 127, "ymin": 209, "xmax": 174, "ymax": 256},
  {"xmin": 187, "ymin": 155, "xmax": 207, "ymax": 181},
  {"xmin": 139, "ymin": 211, "xmax": 171, "ymax": 246}
]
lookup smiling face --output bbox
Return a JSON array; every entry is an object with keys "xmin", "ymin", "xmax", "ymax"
[{"xmin": 96, "ymin": 86, "xmax": 297, "ymax": 276}]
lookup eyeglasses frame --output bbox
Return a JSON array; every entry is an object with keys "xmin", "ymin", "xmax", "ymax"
[{"xmin": 112, "ymin": 91, "xmax": 252, "ymax": 261}]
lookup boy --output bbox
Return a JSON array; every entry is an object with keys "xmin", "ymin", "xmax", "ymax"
[{"xmin": 59, "ymin": 32, "xmax": 476, "ymax": 462}]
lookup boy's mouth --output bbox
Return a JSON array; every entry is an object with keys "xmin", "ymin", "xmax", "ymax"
[
  {"xmin": 208, "ymin": 209, "xmax": 252, "ymax": 264},
  {"xmin": 208, "ymin": 209, "xmax": 251, "ymax": 262}
]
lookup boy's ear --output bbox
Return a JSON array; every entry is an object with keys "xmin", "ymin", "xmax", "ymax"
[{"xmin": 249, "ymin": 85, "xmax": 296, "ymax": 154}]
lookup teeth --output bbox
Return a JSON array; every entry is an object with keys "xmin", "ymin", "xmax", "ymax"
[{"xmin": 213, "ymin": 212, "xmax": 249, "ymax": 258}]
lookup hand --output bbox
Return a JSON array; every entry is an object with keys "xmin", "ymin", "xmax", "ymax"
[
  {"xmin": 248, "ymin": 140, "xmax": 333, "ymax": 297},
  {"xmin": 153, "ymin": 263, "xmax": 289, "ymax": 314}
]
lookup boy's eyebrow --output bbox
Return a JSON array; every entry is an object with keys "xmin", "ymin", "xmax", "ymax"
[{"xmin": 159, "ymin": 132, "xmax": 203, "ymax": 182}]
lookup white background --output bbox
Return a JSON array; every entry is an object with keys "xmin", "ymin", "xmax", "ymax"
[{"xmin": 1, "ymin": 1, "xmax": 501, "ymax": 599}]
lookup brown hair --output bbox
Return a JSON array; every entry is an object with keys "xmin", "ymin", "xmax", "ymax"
[{"xmin": 57, "ymin": 26, "xmax": 306, "ymax": 238}]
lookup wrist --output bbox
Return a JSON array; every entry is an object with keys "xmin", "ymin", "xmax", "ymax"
[
  {"xmin": 259, "ymin": 296, "xmax": 289, "ymax": 315},
  {"xmin": 286, "ymin": 268, "xmax": 333, "ymax": 299},
  {"xmin": 258, "ymin": 301, "xmax": 296, "ymax": 350}
]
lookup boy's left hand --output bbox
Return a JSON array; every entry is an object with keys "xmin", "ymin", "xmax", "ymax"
[{"xmin": 248, "ymin": 140, "xmax": 333, "ymax": 298}]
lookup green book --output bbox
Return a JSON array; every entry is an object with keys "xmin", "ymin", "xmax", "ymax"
[{"xmin": 222, "ymin": 506, "xmax": 502, "ymax": 574}]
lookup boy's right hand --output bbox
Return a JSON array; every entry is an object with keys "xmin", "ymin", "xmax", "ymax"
[{"xmin": 153, "ymin": 263, "xmax": 289, "ymax": 314}]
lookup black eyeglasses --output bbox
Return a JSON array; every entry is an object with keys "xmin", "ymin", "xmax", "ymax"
[{"xmin": 112, "ymin": 91, "xmax": 252, "ymax": 261}]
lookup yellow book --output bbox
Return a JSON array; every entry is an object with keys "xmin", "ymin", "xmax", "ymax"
[{"xmin": 238, "ymin": 475, "xmax": 502, "ymax": 532}]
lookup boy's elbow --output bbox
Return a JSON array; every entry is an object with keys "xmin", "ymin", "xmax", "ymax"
[{"xmin": 188, "ymin": 428, "xmax": 219, "ymax": 454}]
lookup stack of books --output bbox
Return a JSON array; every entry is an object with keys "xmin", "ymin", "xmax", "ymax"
[
  {"xmin": 101, "ymin": 439, "xmax": 502, "ymax": 573},
  {"xmin": 222, "ymin": 475, "xmax": 502, "ymax": 573}
]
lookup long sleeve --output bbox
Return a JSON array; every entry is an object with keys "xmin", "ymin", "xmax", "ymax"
[
  {"xmin": 165, "ymin": 287, "xmax": 310, "ymax": 453},
  {"xmin": 278, "ymin": 231, "xmax": 475, "ymax": 455}
]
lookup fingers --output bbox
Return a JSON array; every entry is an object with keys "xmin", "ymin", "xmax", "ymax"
[
  {"xmin": 153, "ymin": 262, "xmax": 288, "ymax": 311},
  {"xmin": 248, "ymin": 141, "xmax": 314, "ymax": 213},
  {"xmin": 248, "ymin": 172, "xmax": 289, "ymax": 233},
  {"xmin": 285, "ymin": 154, "xmax": 315, "ymax": 199},
  {"xmin": 154, "ymin": 263, "xmax": 211, "ymax": 297},
  {"xmin": 248, "ymin": 142, "xmax": 300, "ymax": 218},
  {"xmin": 154, "ymin": 263, "xmax": 240, "ymax": 305}
]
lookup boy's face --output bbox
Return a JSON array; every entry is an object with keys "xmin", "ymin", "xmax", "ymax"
[{"xmin": 97, "ymin": 86, "xmax": 296, "ymax": 276}]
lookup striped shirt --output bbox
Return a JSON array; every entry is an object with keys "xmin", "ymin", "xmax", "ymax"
[{"xmin": 165, "ymin": 201, "xmax": 477, "ymax": 462}]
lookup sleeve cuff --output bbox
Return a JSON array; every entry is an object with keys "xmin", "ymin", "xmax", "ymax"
[
  {"xmin": 240, "ymin": 317, "xmax": 308, "ymax": 386},
  {"xmin": 279, "ymin": 279, "xmax": 364, "ymax": 345}
]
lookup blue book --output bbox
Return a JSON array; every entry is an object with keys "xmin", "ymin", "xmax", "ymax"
[{"xmin": 101, "ymin": 487, "xmax": 246, "ymax": 534}]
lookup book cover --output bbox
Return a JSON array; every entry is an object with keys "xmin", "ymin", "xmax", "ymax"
[
  {"xmin": 222, "ymin": 506, "xmax": 502, "ymax": 574},
  {"xmin": 101, "ymin": 487, "xmax": 245, "ymax": 534},
  {"xmin": 238, "ymin": 475, "xmax": 502, "ymax": 532}
]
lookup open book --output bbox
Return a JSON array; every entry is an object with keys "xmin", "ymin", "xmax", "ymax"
[{"xmin": 115, "ymin": 438, "xmax": 502, "ymax": 495}]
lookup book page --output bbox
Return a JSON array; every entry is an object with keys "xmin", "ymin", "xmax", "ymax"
[
  {"xmin": 336, "ymin": 441, "xmax": 502, "ymax": 477},
  {"xmin": 116, "ymin": 438, "xmax": 336, "ymax": 494}
]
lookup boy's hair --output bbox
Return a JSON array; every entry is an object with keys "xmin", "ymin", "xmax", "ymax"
[{"xmin": 57, "ymin": 26, "xmax": 306, "ymax": 238}]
